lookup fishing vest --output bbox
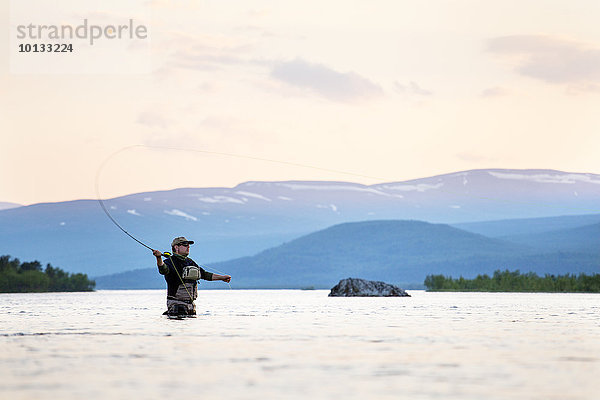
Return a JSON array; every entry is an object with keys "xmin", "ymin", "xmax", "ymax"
[{"xmin": 163, "ymin": 256, "xmax": 211, "ymax": 301}]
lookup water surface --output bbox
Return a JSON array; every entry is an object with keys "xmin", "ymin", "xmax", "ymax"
[{"xmin": 1, "ymin": 290, "xmax": 598, "ymax": 399}]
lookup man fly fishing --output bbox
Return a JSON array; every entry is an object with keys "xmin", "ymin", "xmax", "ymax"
[{"xmin": 152, "ymin": 237, "xmax": 231, "ymax": 318}]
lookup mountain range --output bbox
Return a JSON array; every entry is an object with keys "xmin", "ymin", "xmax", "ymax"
[
  {"xmin": 95, "ymin": 218, "xmax": 600, "ymax": 289},
  {"xmin": 1, "ymin": 168, "xmax": 599, "ymax": 286}
]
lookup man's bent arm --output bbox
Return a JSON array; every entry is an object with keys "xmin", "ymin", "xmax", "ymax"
[{"xmin": 152, "ymin": 250, "xmax": 169, "ymax": 275}]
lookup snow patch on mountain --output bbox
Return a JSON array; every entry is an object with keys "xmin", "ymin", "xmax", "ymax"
[
  {"xmin": 380, "ymin": 183, "xmax": 443, "ymax": 192},
  {"xmin": 317, "ymin": 204, "xmax": 338, "ymax": 213},
  {"xmin": 277, "ymin": 183, "xmax": 391, "ymax": 196},
  {"xmin": 236, "ymin": 191, "xmax": 272, "ymax": 202},
  {"xmin": 164, "ymin": 209, "xmax": 198, "ymax": 221},
  {"xmin": 488, "ymin": 171, "xmax": 600, "ymax": 185},
  {"xmin": 448, "ymin": 171, "xmax": 469, "ymax": 186},
  {"xmin": 195, "ymin": 195, "xmax": 245, "ymax": 204}
]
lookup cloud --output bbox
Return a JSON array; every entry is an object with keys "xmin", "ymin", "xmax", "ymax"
[
  {"xmin": 163, "ymin": 32, "xmax": 252, "ymax": 71},
  {"xmin": 394, "ymin": 81, "xmax": 433, "ymax": 96},
  {"xmin": 566, "ymin": 82, "xmax": 600, "ymax": 95},
  {"xmin": 196, "ymin": 82, "xmax": 218, "ymax": 93},
  {"xmin": 487, "ymin": 35, "xmax": 600, "ymax": 88},
  {"xmin": 270, "ymin": 58, "xmax": 383, "ymax": 102},
  {"xmin": 233, "ymin": 25, "xmax": 276, "ymax": 38},
  {"xmin": 245, "ymin": 9, "xmax": 270, "ymax": 18},
  {"xmin": 136, "ymin": 111, "xmax": 172, "ymax": 129},
  {"xmin": 159, "ymin": 35, "xmax": 380, "ymax": 102},
  {"xmin": 480, "ymin": 86, "xmax": 508, "ymax": 98},
  {"xmin": 173, "ymin": 50, "xmax": 248, "ymax": 71}
]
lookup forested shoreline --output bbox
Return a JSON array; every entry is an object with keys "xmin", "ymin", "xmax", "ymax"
[
  {"xmin": 424, "ymin": 269, "xmax": 600, "ymax": 292},
  {"xmin": 0, "ymin": 255, "xmax": 95, "ymax": 293}
]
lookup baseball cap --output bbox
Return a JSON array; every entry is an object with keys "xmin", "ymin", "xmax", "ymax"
[{"xmin": 171, "ymin": 236, "xmax": 195, "ymax": 246}]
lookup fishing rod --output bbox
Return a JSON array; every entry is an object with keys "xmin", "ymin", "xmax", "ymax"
[
  {"xmin": 94, "ymin": 144, "xmax": 386, "ymax": 289},
  {"xmin": 96, "ymin": 191, "xmax": 154, "ymax": 251}
]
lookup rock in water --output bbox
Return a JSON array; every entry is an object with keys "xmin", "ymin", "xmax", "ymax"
[{"xmin": 328, "ymin": 278, "xmax": 411, "ymax": 297}]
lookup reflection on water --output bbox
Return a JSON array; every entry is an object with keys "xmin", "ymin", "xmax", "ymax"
[{"xmin": 1, "ymin": 290, "xmax": 599, "ymax": 399}]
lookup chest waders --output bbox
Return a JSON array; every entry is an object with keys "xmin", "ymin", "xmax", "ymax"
[{"xmin": 164, "ymin": 252, "xmax": 201, "ymax": 317}]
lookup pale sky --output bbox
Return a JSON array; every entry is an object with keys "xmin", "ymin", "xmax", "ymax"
[{"xmin": 2, "ymin": 0, "xmax": 600, "ymax": 205}]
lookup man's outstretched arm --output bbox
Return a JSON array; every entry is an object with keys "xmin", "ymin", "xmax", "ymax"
[{"xmin": 211, "ymin": 273, "xmax": 231, "ymax": 283}]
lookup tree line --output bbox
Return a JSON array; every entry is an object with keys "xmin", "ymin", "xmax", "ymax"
[
  {"xmin": 0, "ymin": 255, "xmax": 95, "ymax": 293},
  {"xmin": 424, "ymin": 269, "xmax": 600, "ymax": 292}
]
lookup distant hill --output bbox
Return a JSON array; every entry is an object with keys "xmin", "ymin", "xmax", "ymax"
[
  {"xmin": 94, "ymin": 268, "xmax": 165, "ymax": 290},
  {"xmin": 211, "ymin": 220, "xmax": 530, "ymax": 288},
  {"xmin": 211, "ymin": 219, "xmax": 600, "ymax": 288},
  {"xmin": 96, "ymin": 219, "xmax": 599, "ymax": 289},
  {"xmin": 454, "ymin": 214, "xmax": 600, "ymax": 237},
  {"xmin": 3, "ymin": 168, "xmax": 600, "ymax": 278},
  {"xmin": 502, "ymin": 222, "xmax": 600, "ymax": 253}
]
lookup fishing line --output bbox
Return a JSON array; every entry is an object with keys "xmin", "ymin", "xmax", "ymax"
[
  {"xmin": 95, "ymin": 144, "xmax": 390, "ymax": 245},
  {"xmin": 95, "ymin": 144, "xmax": 569, "ymax": 247},
  {"xmin": 95, "ymin": 144, "xmax": 391, "ymax": 289},
  {"xmin": 95, "ymin": 175, "xmax": 154, "ymax": 251}
]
